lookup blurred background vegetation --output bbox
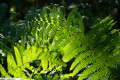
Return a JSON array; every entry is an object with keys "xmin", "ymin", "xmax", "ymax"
[{"xmin": 0, "ymin": 0, "xmax": 120, "ymax": 32}]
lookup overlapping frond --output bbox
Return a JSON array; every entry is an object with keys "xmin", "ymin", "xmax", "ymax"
[
  {"xmin": 0, "ymin": 4, "xmax": 120, "ymax": 80},
  {"xmin": 62, "ymin": 16, "xmax": 120, "ymax": 80}
]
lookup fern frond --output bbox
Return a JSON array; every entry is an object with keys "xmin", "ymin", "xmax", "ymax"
[
  {"xmin": 7, "ymin": 51, "xmax": 27, "ymax": 78},
  {"xmin": 64, "ymin": 16, "xmax": 120, "ymax": 80},
  {"xmin": 0, "ymin": 64, "xmax": 9, "ymax": 77},
  {"xmin": 66, "ymin": 9, "xmax": 84, "ymax": 34},
  {"xmin": 27, "ymin": 5, "xmax": 120, "ymax": 80},
  {"xmin": 14, "ymin": 47, "xmax": 22, "ymax": 66}
]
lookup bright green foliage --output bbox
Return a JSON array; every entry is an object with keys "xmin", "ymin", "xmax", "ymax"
[
  {"xmin": 1, "ymin": 43, "xmax": 66, "ymax": 78},
  {"xmin": 61, "ymin": 16, "xmax": 120, "ymax": 80},
  {"xmin": 0, "ymin": 4, "xmax": 120, "ymax": 80},
  {"xmin": 0, "ymin": 64, "xmax": 9, "ymax": 77}
]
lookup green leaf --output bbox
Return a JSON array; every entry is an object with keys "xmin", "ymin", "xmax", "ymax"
[{"xmin": 14, "ymin": 47, "xmax": 22, "ymax": 66}]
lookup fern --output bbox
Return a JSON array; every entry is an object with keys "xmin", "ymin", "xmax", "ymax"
[
  {"xmin": 0, "ymin": 4, "xmax": 120, "ymax": 80},
  {"xmin": 61, "ymin": 16, "xmax": 120, "ymax": 80},
  {"xmin": 0, "ymin": 42, "xmax": 66, "ymax": 78}
]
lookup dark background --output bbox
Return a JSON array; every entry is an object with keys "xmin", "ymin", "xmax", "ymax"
[{"xmin": 0, "ymin": 0, "xmax": 120, "ymax": 30}]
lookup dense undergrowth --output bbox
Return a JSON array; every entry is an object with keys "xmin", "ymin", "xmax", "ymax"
[{"xmin": 0, "ymin": 4, "xmax": 120, "ymax": 80}]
